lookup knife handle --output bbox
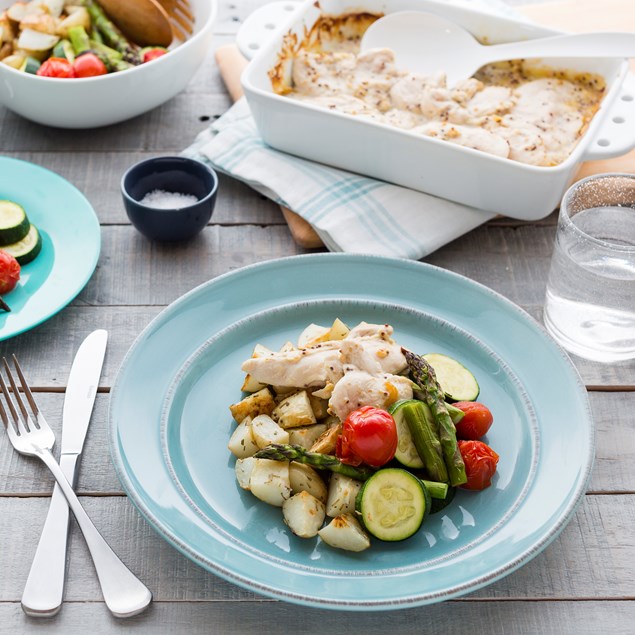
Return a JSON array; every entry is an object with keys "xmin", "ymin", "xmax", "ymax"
[{"xmin": 21, "ymin": 453, "xmax": 78, "ymax": 617}]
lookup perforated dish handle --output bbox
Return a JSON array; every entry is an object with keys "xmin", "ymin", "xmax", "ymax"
[
  {"xmin": 236, "ymin": 1, "xmax": 303, "ymax": 60},
  {"xmin": 582, "ymin": 73, "xmax": 635, "ymax": 161}
]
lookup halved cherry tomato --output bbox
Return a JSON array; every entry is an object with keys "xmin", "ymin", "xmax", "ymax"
[
  {"xmin": 0, "ymin": 251, "xmax": 20, "ymax": 294},
  {"xmin": 36, "ymin": 57, "xmax": 75, "ymax": 78},
  {"xmin": 458, "ymin": 440, "xmax": 499, "ymax": 490},
  {"xmin": 336, "ymin": 406, "xmax": 398, "ymax": 468},
  {"xmin": 453, "ymin": 401, "xmax": 494, "ymax": 440},
  {"xmin": 73, "ymin": 53, "xmax": 108, "ymax": 78},
  {"xmin": 142, "ymin": 47, "xmax": 167, "ymax": 63}
]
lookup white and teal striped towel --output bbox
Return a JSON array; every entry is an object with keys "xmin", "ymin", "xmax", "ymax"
[
  {"xmin": 184, "ymin": 1, "xmax": 526, "ymax": 259},
  {"xmin": 185, "ymin": 99, "xmax": 495, "ymax": 259}
]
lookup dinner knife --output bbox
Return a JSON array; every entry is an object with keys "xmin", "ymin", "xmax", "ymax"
[{"xmin": 21, "ymin": 329, "xmax": 108, "ymax": 617}]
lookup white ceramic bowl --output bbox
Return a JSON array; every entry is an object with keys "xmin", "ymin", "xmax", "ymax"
[
  {"xmin": 239, "ymin": 0, "xmax": 635, "ymax": 220},
  {"xmin": 0, "ymin": 0, "xmax": 217, "ymax": 128}
]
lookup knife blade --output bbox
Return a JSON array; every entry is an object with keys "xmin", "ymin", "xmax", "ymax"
[{"xmin": 21, "ymin": 329, "xmax": 108, "ymax": 617}]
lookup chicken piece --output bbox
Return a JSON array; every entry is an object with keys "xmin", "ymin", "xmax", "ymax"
[
  {"xmin": 450, "ymin": 78, "xmax": 484, "ymax": 105},
  {"xmin": 498, "ymin": 78, "xmax": 587, "ymax": 166},
  {"xmin": 291, "ymin": 50, "xmax": 357, "ymax": 96},
  {"xmin": 416, "ymin": 121, "xmax": 510, "ymax": 158},
  {"xmin": 340, "ymin": 337, "xmax": 407, "ymax": 376},
  {"xmin": 389, "ymin": 71, "xmax": 454, "ymax": 118},
  {"xmin": 293, "ymin": 93, "xmax": 383, "ymax": 120},
  {"xmin": 382, "ymin": 107, "xmax": 426, "ymax": 130},
  {"xmin": 343, "ymin": 322, "xmax": 408, "ymax": 375},
  {"xmin": 352, "ymin": 48, "xmax": 403, "ymax": 112},
  {"xmin": 496, "ymin": 121, "xmax": 549, "ymax": 166},
  {"xmin": 355, "ymin": 47, "xmax": 399, "ymax": 77},
  {"xmin": 241, "ymin": 341, "xmax": 344, "ymax": 389},
  {"xmin": 465, "ymin": 85, "xmax": 515, "ymax": 119},
  {"xmin": 328, "ymin": 370, "xmax": 414, "ymax": 422}
]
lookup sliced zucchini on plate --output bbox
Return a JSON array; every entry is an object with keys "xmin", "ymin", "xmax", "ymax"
[
  {"xmin": 389, "ymin": 399, "xmax": 424, "ymax": 469},
  {"xmin": 2, "ymin": 224, "xmax": 42, "ymax": 265},
  {"xmin": 0, "ymin": 200, "xmax": 31, "ymax": 246},
  {"xmin": 355, "ymin": 468, "xmax": 430, "ymax": 541},
  {"xmin": 423, "ymin": 353, "xmax": 479, "ymax": 401}
]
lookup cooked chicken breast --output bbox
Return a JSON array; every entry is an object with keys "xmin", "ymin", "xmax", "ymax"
[
  {"xmin": 241, "ymin": 322, "xmax": 407, "ymax": 394},
  {"xmin": 328, "ymin": 370, "xmax": 413, "ymax": 422},
  {"xmin": 282, "ymin": 25, "xmax": 604, "ymax": 167},
  {"xmin": 241, "ymin": 341, "xmax": 344, "ymax": 388},
  {"xmin": 417, "ymin": 121, "xmax": 510, "ymax": 158}
]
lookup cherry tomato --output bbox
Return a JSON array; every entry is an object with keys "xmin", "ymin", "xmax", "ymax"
[
  {"xmin": 336, "ymin": 406, "xmax": 398, "ymax": 468},
  {"xmin": 0, "ymin": 251, "xmax": 20, "ymax": 294},
  {"xmin": 142, "ymin": 47, "xmax": 168, "ymax": 63},
  {"xmin": 453, "ymin": 401, "xmax": 494, "ymax": 440},
  {"xmin": 73, "ymin": 53, "xmax": 108, "ymax": 78},
  {"xmin": 36, "ymin": 57, "xmax": 75, "ymax": 78},
  {"xmin": 458, "ymin": 440, "xmax": 499, "ymax": 491}
]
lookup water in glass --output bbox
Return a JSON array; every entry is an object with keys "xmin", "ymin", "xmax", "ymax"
[{"xmin": 544, "ymin": 205, "xmax": 635, "ymax": 362}]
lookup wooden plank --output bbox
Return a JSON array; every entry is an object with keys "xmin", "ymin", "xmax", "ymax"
[
  {"xmin": 0, "ymin": 600, "xmax": 634, "ymax": 634},
  {"xmin": 0, "ymin": 494, "xmax": 634, "ymax": 602},
  {"xmin": 2, "ymin": 223, "xmax": 568, "ymax": 309},
  {"xmin": 0, "ymin": 392, "xmax": 631, "ymax": 496},
  {"xmin": 0, "ymin": 91, "xmax": 230, "ymax": 154},
  {"xmin": 80, "ymin": 225, "xmax": 306, "ymax": 306},
  {"xmin": 1, "ymin": 152, "xmax": 284, "ymax": 226}
]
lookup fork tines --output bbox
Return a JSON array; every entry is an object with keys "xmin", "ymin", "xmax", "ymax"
[{"xmin": 0, "ymin": 355, "xmax": 39, "ymax": 435}]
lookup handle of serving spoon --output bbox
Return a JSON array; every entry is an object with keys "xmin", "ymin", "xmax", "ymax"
[{"xmin": 479, "ymin": 32, "xmax": 635, "ymax": 63}]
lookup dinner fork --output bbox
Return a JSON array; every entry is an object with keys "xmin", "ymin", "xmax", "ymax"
[{"xmin": 0, "ymin": 356, "xmax": 152, "ymax": 618}]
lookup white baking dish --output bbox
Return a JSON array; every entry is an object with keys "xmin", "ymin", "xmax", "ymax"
[{"xmin": 239, "ymin": 0, "xmax": 635, "ymax": 220}]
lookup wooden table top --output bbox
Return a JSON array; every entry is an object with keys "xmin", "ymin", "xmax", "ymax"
[{"xmin": 1, "ymin": 1, "xmax": 634, "ymax": 632}]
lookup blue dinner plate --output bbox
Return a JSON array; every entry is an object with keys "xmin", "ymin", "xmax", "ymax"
[
  {"xmin": 0, "ymin": 157, "xmax": 100, "ymax": 340},
  {"xmin": 109, "ymin": 254, "xmax": 594, "ymax": 610}
]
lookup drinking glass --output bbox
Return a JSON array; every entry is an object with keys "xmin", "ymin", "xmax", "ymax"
[{"xmin": 543, "ymin": 173, "xmax": 635, "ymax": 363}]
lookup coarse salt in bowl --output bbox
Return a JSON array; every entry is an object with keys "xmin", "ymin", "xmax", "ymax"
[{"xmin": 121, "ymin": 156, "xmax": 219, "ymax": 242}]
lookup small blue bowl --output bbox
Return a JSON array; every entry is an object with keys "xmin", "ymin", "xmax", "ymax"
[{"xmin": 121, "ymin": 156, "xmax": 218, "ymax": 242}]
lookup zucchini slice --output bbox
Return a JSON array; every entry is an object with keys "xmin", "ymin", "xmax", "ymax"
[
  {"xmin": 0, "ymin": 200, "xmax": 30, "ymax": 246},
  {"xmin": 423, "ymin": 353, "xmax": 479, "ymax": 401},
  {"xmin": 355, "ymin": 468, "xmax": 429, "ymax": 541},
  {"xmin": 21, "ymin": 56, "xmax": 41, "ymax": 74},
  {"xmin": 389, "ymin": 399, "xmax": 424, "ymax": 469},
  {"xmin": 2, "ymin": 224, "xmax": 42, "ymax": 265}
]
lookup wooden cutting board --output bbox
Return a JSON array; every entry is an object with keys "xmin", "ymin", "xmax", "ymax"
[{"xmin": 216, "ymin": 0, "xmax": 635, "ymax": 248}]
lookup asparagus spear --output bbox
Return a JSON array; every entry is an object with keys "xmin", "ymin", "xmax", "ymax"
[
  {"xmin": 254, "ymin": 444, "xmax": 375, "ymax": 481},
  {"xmin": 81, "ymin": 0, "xmax": 141, "ymax": 65},
  {"xmin": 68, "ymin": 25, "xmax": 91, "ymax": 55},
  {"xmin": 403, "ymin": 349, "xmax": 467, "ymax": 487},
  {"xmin": 90, "ymin": 39, "xmax": 133, "ymax": 72},
  {"xmin": 401, "ymin": 401, "xmax": 449, "ymax": 483},
  {"xmin": 68, "ymin": 25, "xmax": 132, "ymax": 73},
  {"xmin": 421, "ymin": 479, "xmax": 449, "ymax": 500}
]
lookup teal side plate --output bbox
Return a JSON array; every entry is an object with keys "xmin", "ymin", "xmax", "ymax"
[{"xmin": 0, "ymin": 157, "xmax": 100, "ymax": 340}]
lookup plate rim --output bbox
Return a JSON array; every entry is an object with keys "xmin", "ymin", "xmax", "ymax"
[
  {"xmin": 0, "ymin": 157, "xmax": 101, "ymax": 340},
  {"xmin": 108, "ymin": 253, "xmax": 595, "ymax": 609}
]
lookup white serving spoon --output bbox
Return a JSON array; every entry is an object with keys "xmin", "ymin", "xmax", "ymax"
[{"xmin": 360, "ymin": 11, "xmax": 635, "ymax": 85}]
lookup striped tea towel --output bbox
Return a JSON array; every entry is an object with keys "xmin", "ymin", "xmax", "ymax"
[{"xmin": 183, "ymin": 0, "xmax": 524, "ymax": 260}]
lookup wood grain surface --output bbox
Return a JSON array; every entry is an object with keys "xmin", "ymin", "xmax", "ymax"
[{"xmin": 0, "ymin": 1, "xmax": 634, "ymax": 633}]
